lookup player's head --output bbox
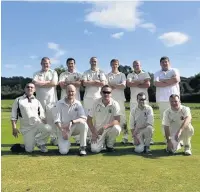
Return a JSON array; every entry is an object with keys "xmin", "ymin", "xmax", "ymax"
[
  {"xmin": 169, "ymin": 94, "xmax": 180, "ymax": 110},
  {"xmin": 133, "ymin": 60, "xmax": 141, "ymax": 72},
  {"xmin": 110, "ymin": 59, "xmax": 119, "ymax": 71},
  {"xmin": 25, "ymin": 83, "xmax": 35, "ymax": 96},
  {"xmin": 101, "ymin": 85, "xmax": 112, "ymax": 101},
  {"xmin": 90, "ymin": 57, "xmax": 98, "ymax": 70},
  {"xmin": 66, "ymin": 58, "xmax": 76, "ymax": 72},
  {"xmin": 66, "ymin": 84, "xmax": 76, "ymax": 100},
  {"xmin": 160, "ymin": 56, "xmax": 170, "ymax": 71},
  {"xmin": 137, "ymin": 92, "xmax": 146, "ymax": 107},
  {"xmin": 41, "ymin": 57, "xmax": 51, "ymax": 71}
]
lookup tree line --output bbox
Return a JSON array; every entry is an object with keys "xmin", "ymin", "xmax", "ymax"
[{"xmin": 1, "ymin": 65, "xmax": 200, "ymax": 103}]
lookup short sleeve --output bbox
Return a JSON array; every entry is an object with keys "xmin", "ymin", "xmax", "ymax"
[
  {"xmin": 162, "ymin": 110, "xmax": 170, "ymax": 126},
  {"xmin": 172, "ymin": 68, "xmax": 180, "ymax": 78},
  {"xmin": 82, "ymin": 71, "xmax": 88, "ymax": 81},
  {"xmin": 100, "ymin": 72, "xmax": 107, "ymax": 82},
  {"xmin": 33, "ymin": 71, "xmax": 39, "ymax": 81},
  {"xmin": 88, "ymin": 102, "xmax": 96, "ymax": 118},
  {"xmin": 52, "ymin": 103, "xmax": 61, "ymax": 124},
  {"xmin": 121, "ymin": 73, "xmax": 126, "ymax": 85},
  {"xmin": 154, "ymin": 71, "xmax": 159, "ymax": 82},
  {"xmin": 113, "ymin": 101, "xmax": 120, "ymax": 117},
  {"xmin": 52, "ymin": 70, "xmax": 58, "ymax": 84},
  {"xmin": 77, "ymin": 102, "xmax": 87, "ymax": 119},
  {"xmin": 183, "ymin": 106, "xmax": 192, "ymax": 118},
  {"xmin": 144, "ymin": 72, "xmax": 151, "ymax": 80},
  {"xmin": 146, "ymin": 107, "xmax": 154, "ymax": 126},
  {"xmin": 127, "ymin": 73, "xmax": 132, "ymax": 82},
  {"xmin": 38, "ymin": 101, "xmax": 45, "ymax": 119},
  {"xmin": 11, "ymin": 98, "xmax": 19, "ymax": 120},
  {"xmin": 59, "ymin": 72, "xmax": 66, "ymax": 82}
]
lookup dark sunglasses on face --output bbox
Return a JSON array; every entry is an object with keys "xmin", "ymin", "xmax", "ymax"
[
  {"xmin": 102, "ymin": 91, "xmax": 111, "ymax": 94},
  {"xmin": 139, "ymin": 98, "xmax": 146, "ymax": 101},
  {"xmin": 26, "ymin": 86, "xmax": 34, "ymax": 89}
]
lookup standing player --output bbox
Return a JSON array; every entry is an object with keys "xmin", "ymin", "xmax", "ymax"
[
  {"xmin": 107, "ymin": 59, "xmax": 127, "ymax": 144},
  {"xmin": 59, "ymin": 58, "xmax": 82, "ymax": 100},
  {"xmin": 127, "ymin": 60, "xmax": 151, "ymax": 111},
  {"xmin": 154, "ymin": 56, "xmax": 180, "ymax": 141},
  {"xmin": 32, "ymin": 57, "xmax": 58, "ymax": 144},
  {"xmin": 163, "ymin": 94, "xmax": 194, "ymax": 155},
  {"xmin": 82, "ymin": 57, "xmax": 107, "ymax": 115}
]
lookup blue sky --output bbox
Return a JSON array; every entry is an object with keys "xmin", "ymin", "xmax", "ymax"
[{"xmin": 1, "ymin": 1, "xmax": 200, "ymax": 78}]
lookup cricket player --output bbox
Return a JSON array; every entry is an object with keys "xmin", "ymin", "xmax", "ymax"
[
  {"xmin": 127, "ymin": 60, "xmax": 151, "ymax": 111},
  {"xmin": 11, "ymin": 83, "xmax": 52, "ymax": 153},
  {"xmin": 32, "ymin": 57, "xmax": 58, "ymax": 144},
  {"xmin": 130, "ymin": 92, "xmax": 154, "ymax": 153},
  {"xmin": 32, "ymin": 57, "xmax": 58, "ymax": 108},
  {"xmin": 107, "ymin": 59, "xmax": 128, "ymax": 144},
  {"xmin": 59, "ymin": 58, "xmax": 82, "ymax": 100},
  {"xmin": 87, "ymin": 85, "xmax": 121, "ymax": 153},
  {"xmin": 53, "ymin": 84, "xmax": 88, "ymax": 156},
  {"xmin": 163, "ymin": 94, "xmax": 194, "ymax": 155},
  {"xmin": 154, "ymin": 56, "xmax": 180, "ymax": 139},
  {"xmin": 82, "ymin": 57, "xmax": 107, "ymax": 115}
]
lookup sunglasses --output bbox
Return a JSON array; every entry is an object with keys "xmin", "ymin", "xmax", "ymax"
[
  {"xmin": 26, "ymin": 86, "xmax": 34, "ymax": 89},
  {"xmin": 139, "ymin": 98, "xmax": 146, "ymax": 101},
  {"xmin": 102, "ymin": 91, "xmax": 111, "ymax": 94}
]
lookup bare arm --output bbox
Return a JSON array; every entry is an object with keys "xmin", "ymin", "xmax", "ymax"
[
  {"xmin": 87, "ymin": 116, "xmax": 97, "ymax": 135},
  {"xmin": 103, "ymin": 116, "xmax": 120, "ymax": 129},
  {"xmin": 164, "ymin": 125, "xmax": 171, "ymax": 141}
]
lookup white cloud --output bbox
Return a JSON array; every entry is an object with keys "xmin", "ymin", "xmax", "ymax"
[
  {"xmin": 47, "ymin": 42, "xmax": 66, "ymax": 65},
  {"xmin": 111, "ymin": 32, "xmax": 124, "ymax": 39},
  {"xmin": 4, "ymin": 64, "xmax": 16, "ymax": 69},
  {"xmin": 48, "ymin": 42, "xmax": 59, "ymax": 51},
  {"xmin": 139, "ymin": 23, "xmax": 156, "ymax": 33},
  {"xmin": 84, "ymin": 1, "xmax": 156, "ymax": 32},
  {"xmin": 84, "ymin": 29, "xmax": 92, "ymax": 35},
  {"xmin": 24, "ymin": 65, "xmax": 32, "ymax": 69},
  {"xmin": 158, "ymin": 32, "xmax": 189, "ymax": 47}
]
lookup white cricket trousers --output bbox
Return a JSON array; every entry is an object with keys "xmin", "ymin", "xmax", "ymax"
[
  {"xmin": 169, "ymin": 126, "xmax": 194, "ymax": 152},
  {"xmin": 134, "ymin": 126, "xmax": 153, "ymax": 146},
  {"xmin": 158, "ymin": 101, "xmax": 171, "ymax": 136},
  {"xmin": 22, "ymin": 122, "xmax": 52, "ymax": 152},
  {"xmin": 91, "ymin": 125, "xmax": 121, "ymax": 153},
  {"xmin": 58, "ymin": 122, "xmax": 88, "ymax": 155}
]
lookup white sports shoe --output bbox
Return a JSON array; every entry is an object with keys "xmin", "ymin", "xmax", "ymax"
[
  {"xmin": 37, "ymin": 145, "xmax": 48, "ymax": 153},
  {"xmin": 79, "ymin": 147, "xmax": 87, "ymax": 156},
  {"xmin": 184, "ymin": 149, "xmax": 192, "ymax": 156}
]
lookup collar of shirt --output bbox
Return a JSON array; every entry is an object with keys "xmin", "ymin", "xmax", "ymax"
[
  {"xmin": 66, "ymin": 70, "xmax": 77, "ymax": 74},
  {"xmin": 90, "ymin": 68, "xmax": 100, "ymax": 73},
  {"xmin": 40, "ymin": 69, "xmax": 52, "ymax": 74},
  {"xmin": 60, "ymin": 98, "xmax": 78, "ymax": 107},
  {"xmin": 133, "ymin": 70, "xmax": 144, "ymax": 75},
  {"xmin": 109, "ymin": 71, "xmax": 120, "ymax": 75},
  {"xmin": 170, "ymin": 105, "xmax": 183, "ymax": 113},
  {"xmin": 98, "ymin": 98, "xmax": 113, "ymax": 107},
  {"xmin": 23, "ymin": 94, "xmax": 35, "ymax": 102}
]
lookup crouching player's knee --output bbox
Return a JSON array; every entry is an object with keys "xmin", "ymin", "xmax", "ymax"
[
  {"xmin": 112, "ymin": 125, "xmax": 121, "ymax": 136},
  {"xmin": 91, "ymin": 143, "xmax": 102, "ymax": 153},
  {"xmin": 58, "ymin": 141, "xmax": 70, "ymax": 155}
]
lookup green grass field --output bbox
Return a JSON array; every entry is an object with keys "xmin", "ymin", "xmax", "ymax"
[{"xmin": 1, "ymin": 100, "xmax": 200, "ymax": 192}]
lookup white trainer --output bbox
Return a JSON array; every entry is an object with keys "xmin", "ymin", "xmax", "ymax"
[
  {"xmin": 79, "ymin": 147, "xmax": 87, "ymax": 156},
  {"xmin": 184, "ymin": 149, "xmax": 192, "ymax": 156}
]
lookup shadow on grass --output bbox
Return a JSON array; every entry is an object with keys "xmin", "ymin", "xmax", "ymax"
[{"xmin": 2, "ymin": 142, "xmax": 182, "ymax": 158}]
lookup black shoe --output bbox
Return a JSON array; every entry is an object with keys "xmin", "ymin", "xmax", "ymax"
[
  {"xmin": 106, "ymin": 146, "xmax": 115, "ymax": 152},
  {"xmin": 144, "ymin": 146, "xmax": 152, "ymax": 154}
]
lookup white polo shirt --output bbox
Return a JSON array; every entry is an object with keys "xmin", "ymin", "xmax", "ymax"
[
  {"xmin": 154, "ymin": 68, "xmax": 180, "ymax": 102},
  {"xmin": 53, "ymin": 99, "xmax": 86, "ymax": 125},
  {"xmin": 11, "ymin": 94, "xmax": 45, "ymax": 133},
  {"xmin": 88, "ymin": 98, "xmax": 120, "ymax": 131},
  {"xmin": 59, "ymin": 71, "xmax": 82, "ymax": 100},
  {"xmin": 107, "ymin": 72, "xmax": 126, "ymax": 101},
  {"xmin": 127, "ymin": 71, "xmax": 150, "ymax": 102},
  {"xmin": 33, "ymin": 69, "xmax": 58, "ymax": 107},
  {"xmin": 130, "ymin": 105, "xmax": 154, "ymax": 130},
  {"xmin": 162, "ymin": 105, "xmax": 193, "ymax": 134},
  {"xmin": 82, "ymin": 69, "xmax": 107, "ymax": 99}
]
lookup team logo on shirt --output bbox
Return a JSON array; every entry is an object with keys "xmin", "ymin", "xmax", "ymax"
[
  {"xmin": 96, "ymin": 105, "xmax": 101, "ymax": 112},
  {"xmin": 74, "ymin": 75, "xmax": 77, "ymax": 80},
  {"xmin": 74, "ymin": 108, "xmax": 78, "ymax": 111},
  {"xmin": 180, "ymin": 116, "xmax": 184, "ymax": 120},
  {"xmin": 108, "ymin": 109, "xmax": 112, "ymax": 113},
  {"xmin": 144, "ymin": 112, "xmax": 147, "ymax": 117}
]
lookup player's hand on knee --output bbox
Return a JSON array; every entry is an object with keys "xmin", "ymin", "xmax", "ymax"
[
  {"xmin": 61, "ymin": 129, "xmax": 69, "ymax": 140},
  {"xmin": 167, "ymin": 140, "xmax": 174, "ymax": 151},
  {"xmin": 91, "ymin": 133, "xmax": 98, "ymax": 143}
]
